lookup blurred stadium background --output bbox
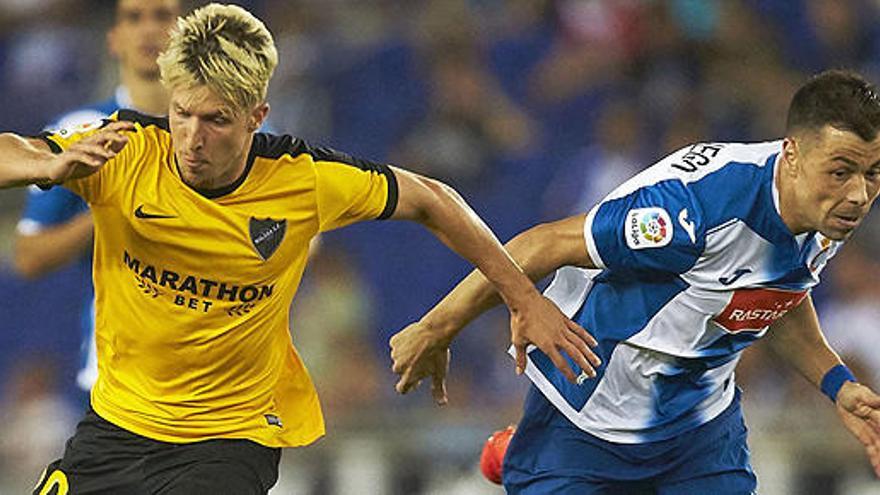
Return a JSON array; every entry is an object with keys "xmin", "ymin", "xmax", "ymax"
[{"xmin": 1, "ymin": 0, "xmax": 880, "ymax": 493}]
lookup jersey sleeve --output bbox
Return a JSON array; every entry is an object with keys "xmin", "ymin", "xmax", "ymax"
[
  {"xmin": 38, "ymin": 112, "xmax": 135, "ymax": 205},
  {"xmin": 16, "ymin": 185, "xmax": 88, "ymax": 235},
  {"xmin": 312, "ymin": 146, "xmax": 398, "ymax": 232},
  {"xmin": 584, "ymin": 177, "xmax": 706, "ymax": 276}
]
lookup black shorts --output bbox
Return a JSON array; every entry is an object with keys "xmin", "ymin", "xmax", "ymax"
[{"xmin": 32, "ymin": 408, "xmax": 281, "ymax": 495}]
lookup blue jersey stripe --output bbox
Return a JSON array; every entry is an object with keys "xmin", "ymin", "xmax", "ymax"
[{"xmin": 534, "ymin": 275, "xmax": 689, "ymax": 410}]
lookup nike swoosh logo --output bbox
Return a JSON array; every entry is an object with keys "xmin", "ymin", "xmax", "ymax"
[
  {"xmin": 719, "ymin": 268, "xmax": 752, "ymax": 286},
  {"xmin": 134, "ymin": 205, "xmax": 176, "ymax": 219}
]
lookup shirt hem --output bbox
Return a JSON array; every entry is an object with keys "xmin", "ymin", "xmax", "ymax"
[
  {"xmin": 521, "ymin": 354, "xmax": 736, "ymax": 444},
  {"xmin": 90, "ymin": 399, "xmax": 326, "ymax": 448}
]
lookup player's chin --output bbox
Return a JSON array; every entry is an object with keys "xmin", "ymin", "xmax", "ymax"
[
  {"xmin": 180, "ymin": 169, "xmax": 209, "ymax": 189},
  {"xmin": 820, "ymin": 215, "xmax": 864, "ymax": 241},
  {"xmin": 819, "ymin": 228, "xmax": 851, "ymax": 242},
  {"xmin": 820, "ymin": 223, "xmax": 857, "ymax": 241}
]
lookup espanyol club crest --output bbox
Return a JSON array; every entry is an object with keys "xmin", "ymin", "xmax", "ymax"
[{"xmin": 249, "ymin": 217, "xmax": 286, "ymax": 261}]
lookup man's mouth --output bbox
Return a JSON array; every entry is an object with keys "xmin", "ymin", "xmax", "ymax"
[
  {"xmin": 181, "ymin": 155, "xmax": 207, "ymax": 170},
  {"xmin": 833, "ymin": 213, "xmax": 861, "ymax": 229}
]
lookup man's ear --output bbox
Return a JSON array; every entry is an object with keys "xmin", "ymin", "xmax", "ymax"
[
  {"xmin": 249, "ymin": 103, "xmax": 270, "ymax": 132},
  {"xmin": 781, "ymin": 136, "xmax": 801, "ymax": 177}
]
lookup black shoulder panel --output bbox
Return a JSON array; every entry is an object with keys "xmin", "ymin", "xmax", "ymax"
[
  {"xmin": 250, "ymin": 134, "xmax": 399, "ymax": 219},
  {"xmin": 116, "ymin": 109, "xmax": 170, "ymax": 131},
  {"xmin": 251, "ymin": 133, "xmax": 387, "ymax": 173},
  {"xmin": 249, "ymin": 133, "xmax": 298, "ymax": 159}
]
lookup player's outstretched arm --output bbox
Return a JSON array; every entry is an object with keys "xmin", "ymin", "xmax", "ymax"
[
  {"xmin": 0, "ymin": 121, "xmax": 133, "ymax": 189},
  {"xmin": 766, "ymin": 295, "xmax": 880, "ymax": 477},
  {"xmin": 389, "ymin": 203, "xmax": 601, "ymax": 403},
  {"xmin": 0, "ymin": 133, "xmax": 56, "ymax": 188}
]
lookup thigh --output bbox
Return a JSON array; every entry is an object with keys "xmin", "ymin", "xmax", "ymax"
[
  {"xmin": 153, "ymin": 461, "xmax": 268, "ymax": 495},
  {"xmin": 147, "ymin": 439, "xmax": 281, "ymax": 495},
  {"xmin": 657, "ymin": 400, "xmax": 756, "ymax": 495},
  {"xmin": 32, "ymin": 462, "xmax": 146, "ymax": 495},
  {"xmin": 658, "ymin": 472, "xmax": 756, "ymax": 495},
  {"xmin": 505, "ymin": 474, "xmax": 656, "ymax": 495},
  {"xmin": 33, "ymin": 410, "xmax": 151, "ymax": 495},
  {"xmin": 503, "ymin": 388, "xmax": 657, "ymax": 495}
]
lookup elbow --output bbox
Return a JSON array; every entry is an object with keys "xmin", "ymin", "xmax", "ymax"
[
  {"xmin": 412, "ymin": 175, "xmax": 463, "ymax": 223},
  {"xmin": 421, "ymin": 175, "xmax": 461, "ymax": 201},
  {"xmin": 12, "ymin": 240, "xmax": 47, "ymax": 279},
  {"xmin": 506, "ymin": 217, "xmax": 594, "ymax": 271},
  {"xmin": 506, "ymin": 222, "xmax": 554, "ymax": 264},
  {"xmin": 13, "ymin": 255, "xmax": 44, "ymax": 279}
]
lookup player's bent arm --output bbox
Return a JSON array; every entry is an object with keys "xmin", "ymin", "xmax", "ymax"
[
  {"xmin": 0, "ymin": 134, "xmax": 56, "ymax": 188},
  {"xmin": 419, "ymin": 214, "xmax": 596, "ymax": 343},
  {"xmin": 389, "ymin": 168, "xmax": 601, "ymax": 383},
  {"xmin": 0, "ymin": 121, "xmax": 133, "ymax": 189},
  {"xmin": 767, "ymin": 295, "xmax": 880, "ymax": 477},
  {"xmin": 389, "ymin": 167, "xmax": 542, "ymax": 311},
  {"xmin": 14, "ymin": 212, "xmax": 93, "ymax": 278}
]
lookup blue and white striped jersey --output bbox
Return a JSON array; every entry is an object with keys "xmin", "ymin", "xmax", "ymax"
[
  {"xmin": 17, "ymin": 89, "xmax": 129, "ymax": 391},
  {"xmin": 519, "ymin": 140, "xmax": 841, "ymax": 444},
  {"xmin": 18, "ymin": 87, "xmax": 275, "ymax": 392}
]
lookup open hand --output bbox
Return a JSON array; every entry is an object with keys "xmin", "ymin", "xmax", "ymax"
[
  {"xmin": 45, "ymin": 121, "xmax": 134, "ymax": 184},
  {"xmin": 390, "ymin": 321, "xmax": 450, "ymax": 405},
  {"xmin": 510, "ymin": 292, "xmax": 601, "ymax": 384},
  {"xmin": 836, "ymin": 381, "xmax": 880, "ymax": 477}
]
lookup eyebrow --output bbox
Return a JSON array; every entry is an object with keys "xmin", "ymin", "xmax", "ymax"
[
  {"xmin": 174, "ymin": 103, "xmax": 233, "ymax": 120},
  {"xmin": 203, "ymin": 112, "xmax": 230, "ymax": 120},
  {"xmin": 831, "ymin": 156, "xmax": 880, "ymax": 169}
]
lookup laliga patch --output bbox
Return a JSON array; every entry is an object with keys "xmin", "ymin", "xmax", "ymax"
[
  {"xmin": 57, "ymin": 120, "xmax": 102, "ymax": 137},
  {"xmin": 625, "ymin": 207, "xmax": 673, "ymax": 250}
]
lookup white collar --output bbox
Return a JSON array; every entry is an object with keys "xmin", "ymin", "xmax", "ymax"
[{"xmin": 115, "ymin": 85, "xmax": 133, "ymax": 109}]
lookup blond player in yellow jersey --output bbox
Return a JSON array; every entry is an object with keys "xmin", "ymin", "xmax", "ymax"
[{"xmin": 0, "ymin": 4, "xmax": 601, "ymax": 494}]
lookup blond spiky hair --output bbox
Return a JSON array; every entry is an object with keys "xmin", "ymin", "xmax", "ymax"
[{"xmin": 157, "ymin": 3, "xmax": 278, "ymax": 112}]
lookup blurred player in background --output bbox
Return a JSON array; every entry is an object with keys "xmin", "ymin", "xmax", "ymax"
[
  {"xmin": 0, "ymin": 4, "xmax": 599, "ymax": 493},
  {"xmin": 392, "ymin": 70, "xmax": 880, "ymax": 493},
  {"xmin": 13, "ymin": 0, "xmax": 179, "ymax": 393}
]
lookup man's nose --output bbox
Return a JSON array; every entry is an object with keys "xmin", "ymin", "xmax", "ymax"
[
  {"xmin": 847, "ymin": 174, "xmax": 870, "ymax": 206},
  {"xmin": 184, "ymin": 120, "xmax": 205, "ymax": 151}
]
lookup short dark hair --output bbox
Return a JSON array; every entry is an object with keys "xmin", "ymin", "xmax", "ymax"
[{"xmin": 786, "ymin": 69, "xmax": 880, "ymax": 141}]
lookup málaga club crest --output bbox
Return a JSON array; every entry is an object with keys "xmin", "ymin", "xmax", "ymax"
[{"xmin": 249, "ymin": 217, "xmax": 287, "ymax": 261}]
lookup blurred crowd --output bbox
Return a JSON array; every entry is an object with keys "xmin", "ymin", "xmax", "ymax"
[{"xmin": 2, "ymin": 0, "xmax": 880, "ymax": 493}]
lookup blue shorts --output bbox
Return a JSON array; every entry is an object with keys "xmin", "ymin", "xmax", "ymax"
[{"xmin": 503, "ymin": 386, "xmax": 757, "ymax": 495}]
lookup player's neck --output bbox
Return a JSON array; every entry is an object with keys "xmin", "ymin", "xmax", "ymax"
[
  {"xmin": 120, "ymin": 69, "xmax": 169, "ymax": 116},
  {"xmin": 180, "ymin": 138, "xmax": 254, "ymax": 195}
]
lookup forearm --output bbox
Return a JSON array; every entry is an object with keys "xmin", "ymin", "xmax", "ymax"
[
  {"xmin": 14, "ymin": 212, "xmax": 93, "ymax": 278},
  {"xmin": 766, "ymin": 295, "xmax": 845, "ymax": 388},
  {"xmin": 422, "ymin": 216, "xmax": 593, "ymax": 342},
  {"xmin": 407, "ymin": 177, "xmax": 538, "ymax": 308},
  {"xmin": 0, "ymin": 134, "xmax": 54, "ymax": 189}
]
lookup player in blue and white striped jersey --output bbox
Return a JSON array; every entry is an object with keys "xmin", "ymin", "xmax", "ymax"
[
  {"xmin": 391, "ymin": 70, "xmax": 880, "ymax": 493},
  {"xmin": 13, "ymin": 0, "xmax": 179, "ymax": 393}
]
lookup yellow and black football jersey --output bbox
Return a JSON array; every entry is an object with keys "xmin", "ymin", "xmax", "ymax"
[{"xmin": 39, "ymin": 110, "xmax": 397, "ymax": 447}]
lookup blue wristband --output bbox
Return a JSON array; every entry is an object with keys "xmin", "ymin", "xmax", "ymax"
[{"xmin": 820, "ymin": 364, "xmax": 857, "ymax": 403}]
